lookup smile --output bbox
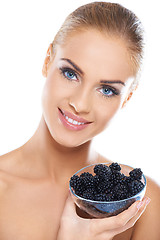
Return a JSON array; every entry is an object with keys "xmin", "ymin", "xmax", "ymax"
[
  {"xmin": 58, "ymin": 108, "xmax": 92, "ymax": 131},
  {"xmin": 63, "ymin": 114, "xmax": 85, "ymax": 125}
]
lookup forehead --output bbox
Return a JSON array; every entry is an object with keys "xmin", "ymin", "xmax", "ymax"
[{"xmin": 54, "ymin": 29, "xmax": 134, "ymax": 81}]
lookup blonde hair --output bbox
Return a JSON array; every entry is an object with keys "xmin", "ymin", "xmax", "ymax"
[{"xmin": 52, "ymin": 2, "xmax": 144, "ymax": 89}]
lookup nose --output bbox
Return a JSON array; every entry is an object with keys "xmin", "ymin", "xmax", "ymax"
[{"xmin": 69, "ymin": 87, "xmax": 92, "ymax": 114}]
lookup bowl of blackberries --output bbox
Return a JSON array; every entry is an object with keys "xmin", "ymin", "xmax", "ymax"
[{"xmin": 69, "ymin": 162, "xmax": 146, "ymax": 218}]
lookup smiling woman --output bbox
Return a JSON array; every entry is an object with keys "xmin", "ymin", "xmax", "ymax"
[
  {"xmin": 41, "ymin": 30, "xmax": 134, "ymax": 147},
  {"xmin": 0, "ymin": 1, "xmax": 160, "ymax": 240}
]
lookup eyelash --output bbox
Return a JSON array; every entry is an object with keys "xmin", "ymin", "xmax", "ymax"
[
  {"xmin": 98, "ymin": 86, "xmax": 120, "ymax": 98},
  {"xmin": 59, "ymin": 67, "xmax": 120, "ymax": 98},
  {"xmin": 59, "ymin": 67, "xmax": 78, "ymax": 82}
]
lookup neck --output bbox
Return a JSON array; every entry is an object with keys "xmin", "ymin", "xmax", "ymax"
[{"xmin": 22, "ymin": 116, "xmax": 98, "ymax": 182}]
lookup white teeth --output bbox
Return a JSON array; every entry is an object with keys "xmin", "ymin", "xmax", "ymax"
[
  {"xmin": 73, "ymin": 120, "xmax": 78, "ymax": 125},
  {"xmin": 63, "ymin": 114, "xmax": 85, "ymax": 125},
  {"xmin": 68, "ymin": 118, "xmax": 73, "ymax": 124}
]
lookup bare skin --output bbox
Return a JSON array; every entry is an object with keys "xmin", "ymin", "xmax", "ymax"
[
  {"xmin": 0, "ymin": 29, "xmax": 160, "ymax": 239},
  {"xmin": 0, "ymin": 130, "xmax": 159, "ymax": 240}
]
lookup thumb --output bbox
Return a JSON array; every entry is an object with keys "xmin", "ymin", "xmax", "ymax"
[{"xmin": 62, "ymin": 192, "xmax": 77, "ymax": 218}]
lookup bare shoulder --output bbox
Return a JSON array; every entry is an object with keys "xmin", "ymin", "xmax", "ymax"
[
  {"xmin": 0, "ymin": 156, "xmax": 11, "ymax": 199},
  {"xmin": 132, "ymin": 176, "xmax": 160, "ymax": 239},
  {"xmin": 0, "ymin": 148, "xmax": 23, "ymax": 191},
  {"xmin": 0, "ymin": 146, "xmax": 30, "ymax": 178},
  {"xmin": 145, "ymin": 176, "xmax": 160, "ymax": 200}
]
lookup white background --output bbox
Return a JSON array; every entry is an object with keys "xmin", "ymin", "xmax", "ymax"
[{"xmin": 0, "ymin": 0, "xmax": 159, "ymax": 185}]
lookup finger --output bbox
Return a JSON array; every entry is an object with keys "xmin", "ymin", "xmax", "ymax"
[
  {"xmin": 114, "ymin": 197, "xmax": 151, "ymax": 234},
  {"xmin": 91, "ymin": 198, "xmax": 145, "ymax": 233},
  {"xmin": 109, "ymin": 197, "xmax": 150, "ymax": 229}
]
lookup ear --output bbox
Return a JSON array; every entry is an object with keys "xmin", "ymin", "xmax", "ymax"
[
  {"xmin": 42, "ymin": 43, "xmax": 53, "ymax": 77},
  {"xmin": 121, "ymin": 91, "xmax": 133, "ymax": 108}
]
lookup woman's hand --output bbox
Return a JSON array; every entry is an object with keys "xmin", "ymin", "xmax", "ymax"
[{"xmin": 57, "ymin": 193, "xmax": 150, "ymax": 240}]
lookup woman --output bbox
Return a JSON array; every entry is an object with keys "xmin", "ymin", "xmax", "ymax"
[{"xmin": 0, "ymin": 2, "xmax": 159, "ymax": 240}]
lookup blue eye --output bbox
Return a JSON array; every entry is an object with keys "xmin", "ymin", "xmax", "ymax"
[
  {"xmin": 60, "ymin": 67, "xmax": 78, "ymax": 81},
  {"xmin": 99, "ymin": 86, "xmax": 119, "ymax": 98},
  {"xmin": 102, "ymin": 88, "xmax": 113, "ymax": 96},
  {"xmin": 64, "ymin": 70, "xmax": 77, "ymax": 80}
]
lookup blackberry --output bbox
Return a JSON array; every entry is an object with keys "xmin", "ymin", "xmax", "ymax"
[
  {"xmin": 70, "ymin": 163, "xmax": 145, "ymax": 202},
  {"xmin": 105, "ymin": 193, "xmax": 115, "ymax": 201},
  {"xmin": 81, "ymin": 174, "xmax": 95, "ymax": 190},
  {"xmin": 122, "ymin": 176, "xmax": 132, "ymax": 184},
  {"xmin": 70, "ymin": 175, "xmax": 79, "ymax": 189},
  {"xmin": 129, "ymin": 168, "xmax": 143, "ymax": 181},
  {"xmin": 128, "ymin": 180, "xmax": 144, "ymax": 196},
  {"xmin": 82, "ymin": 189, "xmax": 94, "ymax": 200},
  {"xmin": 94, "ymin": 193, "xmax": 107, "ymax": 201},
  {"xmin": 94, "ymin": 164, "xmax": 112, "ymax": 179},
  {"xmin": 104, "ymin": 193, "xmax": 112, "ymax": 201},
  {"xmin": 96, "ymin": 179, "xmax": 110, "ymax": 193},
  {"xmin": 70, "ymin": 175, "xmax": 85, "ymax": 197},
  {"xmin": 125, "ymin": 192, "xmax": 133, "ymax": 199},
  {"xmin": 110, "ymin": 171, "xmax": 123, "ymax": 185},
  {"xmin": 109, "ymin": 162, "xmax": 121, "ymax": 172},
  {"xmin": 113, "ymin": 183, "xmax": 128, "ymax": 200},
  {"xmin": 80, "ymin": 172, "xmax": 93, "ymax": 178},
  {"xmin": 105, "ymin": 181, "xmax": 114, "ymax": 193},
  {"xmin": 93, "ymin": 175, "xmax": 100, "ymax": 186},
  {"xmin": 93, "ymin": 173, "xmax": 112, "ymax": 193}
]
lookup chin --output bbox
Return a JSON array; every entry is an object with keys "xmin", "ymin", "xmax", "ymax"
[{"xmin": 54, "ymin": 134, "xmax": 91, "ymax": 148}]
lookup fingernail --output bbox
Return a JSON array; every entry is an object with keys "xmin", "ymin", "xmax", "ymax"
[
  {"xmin": 137, "ymin": 197, "xmax": 151, "ymax": 210},
  {"xmin": 145, "ymin": 197, "xmax": 151, "ymax": 206},
  {"xmin": 137, "ymin": 201, "xmax": 144, "ymax": 209}
]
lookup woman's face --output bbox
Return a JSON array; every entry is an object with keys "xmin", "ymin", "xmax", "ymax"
[{"xmin": 41, "ymin": 29, "xmax": 134, "ymax": 147}]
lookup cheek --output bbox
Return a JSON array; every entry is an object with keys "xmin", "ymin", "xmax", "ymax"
[
  {"xmin": 41, "ymin": 80, "xmax": 53, "ymax": 112},
  {"xmin": 41, "ymin": 78, "xmax": 58, "ymax": 123},
  {"xmin": 95, "ymin": 99, "xmax": 121, "ymax": 128},
  {"xmin": 41, "ymin": 73, "xmax": 63, "ymax": 109}
]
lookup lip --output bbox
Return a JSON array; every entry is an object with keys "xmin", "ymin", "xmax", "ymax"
[
  {"xmin": 58, "ymin": 108, "xmax": 92, "ymax": 123},
  {"xmin": 58, "ymin": 108, "xmax": 92, "ymax": 131}
]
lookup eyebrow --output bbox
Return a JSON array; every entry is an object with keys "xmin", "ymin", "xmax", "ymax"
[
  {"xmin": 100, "ymin": 80, "xmax": 125, "ymax": 86},
  {"xmin": 60, "ymin": 58, "xmax": 84, "ymax": 75},
  {"xmin": 60, "ymin": 58, "xmax": 125, "ymax": 86}
]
